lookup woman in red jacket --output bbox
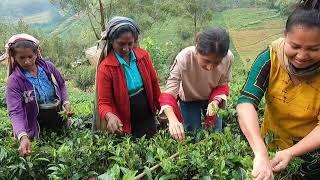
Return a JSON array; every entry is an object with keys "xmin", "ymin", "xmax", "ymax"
[{"xmin": 96, "ymin": 16, "xmax": 161, "ymax": 138}]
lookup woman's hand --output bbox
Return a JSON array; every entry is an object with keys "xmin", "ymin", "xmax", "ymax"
[
  {"xmin": 237, "ymin": 103, "xmax": 273, "ymax": 179},
  {"xmin": 271, "ymin": 149, "xmax": 294, "ymax": 172},
  {"xmin": 63, "ymin": 103, "xmax": 74, "ymax": 117},
  {"xmin": 206, "ymin": 100, "xmax": 219, "ymax": 116},
  {"xmin": 252, "ymin": 154, "xmax": 274, "ymax": 180},
  {"xmin": 168, "ymin": 118, "xmax": 185, "ymax": 141},
  {"xmin": 105, "ymin": 113, "xmax": 123, "ymax": 134},
  {"xmin": 19, "ymin": 136, "xmax": 32, "ymax": 157},
  {"xmin": 162, "ymin": 106, "xmax": 185, "ymax": 141}
]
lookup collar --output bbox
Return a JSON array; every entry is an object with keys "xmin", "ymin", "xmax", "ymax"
[
  {"xmin": 102, "ymin": 47, "xmax": 146, "ymax": 67},
  {"xmin": 23, "ymin": 65, "xmax": 44, "ymax": 78},
  {"xmin": 114, "ymin": 49, "xmax": 136, "ymax": 65}
]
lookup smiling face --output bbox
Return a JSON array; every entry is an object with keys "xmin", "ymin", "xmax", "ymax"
[
  {"xmin": 196, "ymin": 52, "xmax": 223, "ymax": 71},
  {"xmin": 284, "ymin": 25, "xmax": 320, "ymax": 69},
  {"xmin": 13, "ymin": 47, "xmax": 37, "ymax": 71}
]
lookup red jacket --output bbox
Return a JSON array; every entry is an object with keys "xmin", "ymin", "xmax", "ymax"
[{"xmin": 97, "ymin": 47, "xmax": 161, "ymax": 134}]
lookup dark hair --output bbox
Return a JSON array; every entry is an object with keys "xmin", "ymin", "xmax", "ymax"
[
  {"xmin": 195, "ymin": 27, "xmax": 230, "ymax": 58},
  {"xmin": 286, "ymin": 0, "xmax": 320, "ymax": 32},
  {"xmin": 109, "ymin": 25, "xmax": 139, "ymax": 42},
  {"xmin": 106, "ymin": 24, "xmax": 139, "ymax": 54},
  {"xmin": 9, "ymin": 40, "xmax": 38, "ymax": 57}
]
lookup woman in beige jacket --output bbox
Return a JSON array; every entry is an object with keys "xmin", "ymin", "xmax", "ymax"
[{"xmin": 159, "ymin": 27, "xmax": 234, "ymax": 140}]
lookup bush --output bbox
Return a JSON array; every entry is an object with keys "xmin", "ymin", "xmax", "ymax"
[
  {"xmin": 73, "ymin": 65, "xmax": 96, "ymax": 91},
  {"xmin": 276, "ymin": 0, "xmax": 296, "ymax": 16},
  {"xmin": 41, "ymin": 35, "xmax": 88, "ymax": 70},
  {"xmin": 141, "ymin": 37, "xmax": 179, "ymax": 84},
  {"xmin": 0, "ymin": 65, "xmax": 6, "ymax": 108},
  {"xmin": 178, "ymin": 28, "xmax": 193, "ymax": 40},
  {"xmin": 0, "ymin": 86, "xmax": 5, "ymax": 108}
]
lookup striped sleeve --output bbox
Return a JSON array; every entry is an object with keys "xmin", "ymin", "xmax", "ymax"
[{"xmin": 237, "ymin": 48, "xmax": 271, "ymax": 108}]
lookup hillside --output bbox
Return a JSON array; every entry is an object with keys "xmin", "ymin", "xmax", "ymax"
[
  {"xmin": 223, "ymin": 8, "xmax": 285, "ymax": 65},
  {"xmin": 0, "ymin": 0, "xmax": 67, "ymax": 32}
]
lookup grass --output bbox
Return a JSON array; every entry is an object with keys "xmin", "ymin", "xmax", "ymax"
[
  {"xmin": 223, "ymin": 8, "xmax": 285, "ymax": 64},
  {"xmin": 223, "ymin": 8, "xmax": 283, "ymax": 30},
  {"xmin": 65, "ymin": 81, "xmax": 94, "ymax": 120}
]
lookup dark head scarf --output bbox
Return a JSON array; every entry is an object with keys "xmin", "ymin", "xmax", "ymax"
[{"xmin": 100, "ymin": 16, "xmax": 140, "ymax": 55}]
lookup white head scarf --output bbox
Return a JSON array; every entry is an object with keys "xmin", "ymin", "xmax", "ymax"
[{"xmin": 1, "ymin": 33, "xmax": 41, "ymax": 76}]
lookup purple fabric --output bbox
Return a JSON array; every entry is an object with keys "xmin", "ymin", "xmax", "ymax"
[{"xmin": 6, "ymin": 59, "xmax": 69, "ymax": 138}]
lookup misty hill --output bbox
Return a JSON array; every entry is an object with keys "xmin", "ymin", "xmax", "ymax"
[{"xmin": 0, "ymin": 0, "xmax": 69, "ymax": 32}]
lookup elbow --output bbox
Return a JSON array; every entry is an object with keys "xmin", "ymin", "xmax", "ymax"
[{"xmin": 236, "ymin": 104, "xmax": 244, "ymax": 124}]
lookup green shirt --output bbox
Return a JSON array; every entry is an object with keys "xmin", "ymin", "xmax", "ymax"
[{"xmin": 237, "ymin": 48, "xmax": 271, "ymax": 107}]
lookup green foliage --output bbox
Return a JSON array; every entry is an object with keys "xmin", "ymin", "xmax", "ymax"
[
  {"xmin": 184, "ymin": 0, "xmax": 213, "ymax": 33},
  {"xmin": 0, "ymin": 2, "xmax": 307, "ymax": 180},
  {"xmin": 73, "ymin": 65, "xmax": 96, "ymax": 91},
  {"xmin": 150, "ymin": 128, "xmax": 253, "ymax": 179},
  {"xmin": 273, "ymin": 0, "xmax": 296, "ymax": 16},
  {"xmin": 140, "ymin": 37, "xmax": 176, "ymax": 84},
  {"xmin": 41, "ymin": 36, "xmax": 87, "ymax": 68},
  {"xmin": 223, "ymin": 8, "xmax": 282, "ymax": 30},
  {"xmin": 68, "ymin": 85, "xmax": 94, "ymax": 121},
  {"xmin": 0, "ymin": 65, "xmax": 6, "ymax": 108},
  {"xmin": 0, "ymin": 124, "xmax": 254, "ymax": 179}
]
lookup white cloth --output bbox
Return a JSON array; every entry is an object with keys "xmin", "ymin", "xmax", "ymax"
[{"xmin": 1, "ymin": 33, "xmax": 40, "ymax": 61}]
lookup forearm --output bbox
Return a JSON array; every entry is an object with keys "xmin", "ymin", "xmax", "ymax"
[
  {"xmin": 164, "ymin": 107, "xmax": 179, "ymax": 123},
  {"xmin": 288, "ymin": 125, "xmax": 320, "ymax": 157},
  {"xmin": 10, "ymin": 117, "xmax": 28, "ymax": 140},
  {"xmin": 237, "ymin": 103, "xmax": 268, "ymax": 156}
]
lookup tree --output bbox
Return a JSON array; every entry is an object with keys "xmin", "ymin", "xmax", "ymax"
[
  {"xmin": 50, "ymin": 0, "xmax": 115, "ymax": 40},
  {"xmin": 184, "ymin": 0, "xmax": 212, "ymax": 34}
]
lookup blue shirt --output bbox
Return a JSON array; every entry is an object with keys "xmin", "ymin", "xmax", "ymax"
[
  {"xmin": 23, "ymin": 65, "xmax": 56, "ymax": 104},
  {"xmin": 115, "ymin": 50, "xmax": 144, "ymax": 96}
]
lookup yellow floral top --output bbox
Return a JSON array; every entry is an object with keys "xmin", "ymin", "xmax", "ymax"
[{"xmin": 238, "ymin": 38, "xmax": 320, "ymax": 150}]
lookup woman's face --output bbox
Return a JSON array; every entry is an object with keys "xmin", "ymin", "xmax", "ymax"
[
  {"xmin": 112, "ymin": 32, "xmax": 135, "ymax": 57},
  {"xmin": 14, "ymin": 47, "xmax": 37, "ymax": 71},
  {"xmin": 284, "ymin": 25, "xmax": 320, "ymax": 69},
  {"xmin": 196, "ymin": 52, "xmax": 223, "ymax": 71}
]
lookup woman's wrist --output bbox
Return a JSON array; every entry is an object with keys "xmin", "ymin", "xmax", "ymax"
[
  {"xmin": 20, "ymin": 135, "xmax": 29, "ymax": 142},
  {"xmin": 213, "ymin": 97, "xmax": 222, "ymax": 104},
  {"xmin": 253, "ymin": 144, "xmax": 269, "ymax": 158},
  {"xmin": 105, "ymin": 112, "xmax": 113, "ymax": 122},
  {"xmin": 286, "ymin": 148, "xmax": 296, "ymax": 159}
]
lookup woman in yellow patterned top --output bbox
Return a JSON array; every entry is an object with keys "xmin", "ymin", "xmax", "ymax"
[{"xmin": 237, "ymin": 0, "xmax": 320, "ymax": 179}]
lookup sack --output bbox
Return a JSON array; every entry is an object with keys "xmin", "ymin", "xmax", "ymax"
[{"xmin": 91, "ymin": 39, "xmax": 108, "ymax": 132}]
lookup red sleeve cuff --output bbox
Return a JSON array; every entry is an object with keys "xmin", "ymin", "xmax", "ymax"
[
  {"xmin": 159, "ymin": 93, "xmax": 183, "ymax": 122},
  {"xmin": 209, "ymin": 84, "xmax": 229, "ymax": 101}
]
